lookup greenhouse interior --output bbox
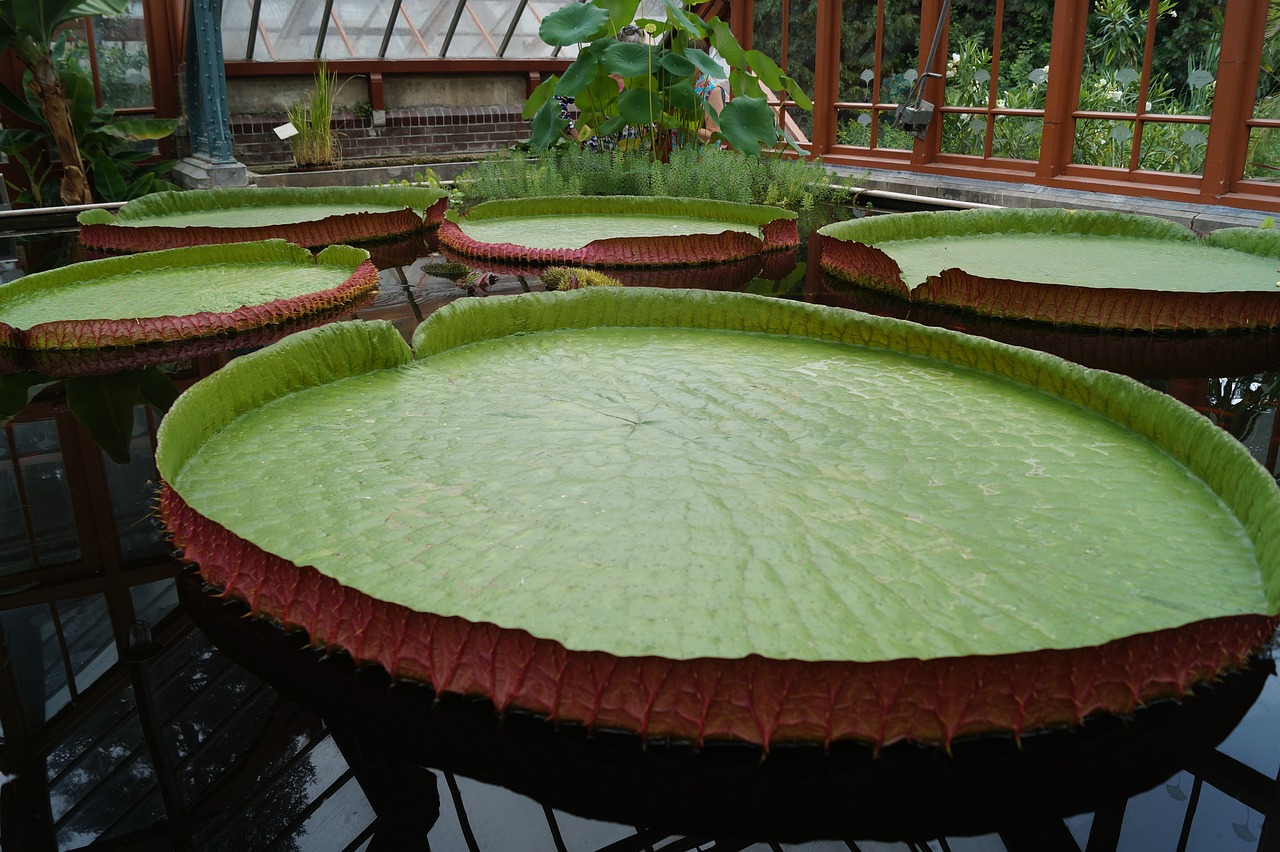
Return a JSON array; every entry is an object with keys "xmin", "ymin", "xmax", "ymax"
[{"xmin": 2, "ymin": 0, "xmax": 1280, "ymax": 850}]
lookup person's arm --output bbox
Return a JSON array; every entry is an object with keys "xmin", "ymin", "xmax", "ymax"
[{"xmin": 698, "ymin": 85, "xmax": 725, "ymax": 144}]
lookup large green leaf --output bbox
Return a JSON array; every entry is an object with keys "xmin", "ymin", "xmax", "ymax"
[
  {"xmin": 528, "ymin": 96, "xmax": 570, "ymax": 148},
  {"xmin": 683, "ymin": 47, "xmax": 726, "ymax": 81},
  {"xmin": 590, "ymin": 0, "xmax": 640, "ymax": 36},
  {"xmin": 160, "ymin": 290, "xmax": 1280, "ymax": 667},
  {"xmin": 706, "ymin": 17, "xmax": 748, "ymax": 69},
  {"xmin": 662, "ymin": 0, "xmax": 705, "ymax": 36},
  {"xmin": 540, "ymin": 3, "xmax": 611, "ymax": 46},
  {"xmin": 0, "ymin": 374, "xmax": 58, "ymax": 424},
  {"xmin": 659, "ymin": 51, "xmax": 698, "ymax": 78},
  {"xmin": 97, "ymin": 117, "xmax": 178, "ymax": 142},
  {"xmin": 617, "ymin": 86, "xmax": 662, "ymax": 126},
  {"xmin": 745, "ymin": 49, "xmax": 785, "ymax": 91},
  {"xmin": 781, "ymin": 75, "xmax": 814, "ymax": 110},
  {"xmin": 717, "ymin": 96, "xmax": 781, "ymax": 155},
  {"xmin": 602, "ymin": 41, "xmax": 659, "ymax": 78},
  {"xmin": 88, "ymin": 147, "xmax": 126, "ymax": 201},
  {"xmin": 523, "ymin": 74, "xmax": 559, "ymax": 120},
  {"xmin": 65, "ymin": 371, "xmax": 141, "ymax": 464},
  {"xmin": 556, "ymin": 46, "xmax": 605, "ymax": 98}
]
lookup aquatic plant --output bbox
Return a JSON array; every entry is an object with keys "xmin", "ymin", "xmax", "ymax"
[
  {"xmin": 78, "ymin": 185, "xmax": 449, "ymax": 252},
  {"xmin": 820, "ymin": 207, "xmax": 1280, "ymax": 332},
  {"xmin": 439, "ymin": 195, "xmax": 797, "ymax": 267},
  {"xmin": 158, "ymin": 289, "xmax": 1280, "ymax": 751}
]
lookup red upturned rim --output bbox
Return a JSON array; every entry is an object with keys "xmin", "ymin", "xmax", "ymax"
[
  {"xmin": 161, "ymin": 484, "xmax": 1280, "ymax": 751},
  {"xmin": 78, "ymin": 198, "xmax": 447, "ymax": 253},
  {"xmin": 3, "ymin": 261, "xmax": 378, "ymax": 352},
  {"xmin": 438, "ymin": 215, "xmax": 798, "ymax": 269},
  {"xmin": 818, "ymin": 234, "xmax": 1280, "ymax": 332}
]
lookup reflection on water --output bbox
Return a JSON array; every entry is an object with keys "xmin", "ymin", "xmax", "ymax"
[{"xmin": 2, "ymin": 229, "xmax": 1280, "ymax": 850}]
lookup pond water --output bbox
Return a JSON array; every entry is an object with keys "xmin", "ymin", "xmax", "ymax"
[{"xmin": 2, "ymin": 225, "xmax": 1280, "ymax": 851}]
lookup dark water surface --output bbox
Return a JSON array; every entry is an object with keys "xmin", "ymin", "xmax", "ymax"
[{"xmin": 3, "ymin": 227, "xmax": 1280, "ymax": 851}]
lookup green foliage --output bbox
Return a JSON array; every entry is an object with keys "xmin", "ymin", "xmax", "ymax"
[
  {"xmin": 0, "ymin": 0, "xmax": 130, "ymax": 66},
  {"xmin": 0, "ymin": 39, "xmax": 177, "ymax": 205},
  {"xmin": 289, "ymin": 62, "xmax": 343, "ymax": 168},
  {"xmin": 454, "ymin": 146, "xmax": 858, "ymax": 211},
  {"xmin": 530, "ymin": 0, "xmax": 809, "ymax": 156}
]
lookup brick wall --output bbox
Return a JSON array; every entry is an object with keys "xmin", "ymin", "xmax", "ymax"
[{"xmin": 231, "ymin": 105, "xmax": 530, "ymax": 167}]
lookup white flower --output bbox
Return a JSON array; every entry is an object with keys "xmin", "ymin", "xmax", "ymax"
[
  {"xmin": 1170, "ymin": 9, "xmax": 1177, "ymax": 16},
  {"xmin": 952, "ymin": 53, "xmax": 960, "ymax": 62},
  {"xmin": 1107, "ymin": 89, "xmax": 1123, "ymax": 101},
  {"xmin": 1145, "ymin": 100, "xmax": 1152, "ymax": 111}
]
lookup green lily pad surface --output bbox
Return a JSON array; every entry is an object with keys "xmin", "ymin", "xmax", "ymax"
[
  {"xmin": 440, "ymin": 196, "xmax": 798, "ymax": 267},
  {"xmin": 458, "ymin": 213, "xmax": 762, "ymax": 249},
  {"xmin": 77, "ymin": 186, "xmax": 449, "ymax": 252},
  {"xmin": 882, "ymin": 232, "xmax": 1279, "ymax": 292},
  {"xmin": 0, "ymin": 240, "xmax": 374, "ymax": 351},
  {"xmin": 158, "ymin": 289, "xmax": 1280, "ymax": 664},
  {"xmin": 819, "ymin": 208, "xmax": 1280, "ymax": 331}
]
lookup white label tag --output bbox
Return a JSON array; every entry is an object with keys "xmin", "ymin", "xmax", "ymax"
[{"xmin": 273, "ymin": 122, "xmax": 299, "ymax": 140}]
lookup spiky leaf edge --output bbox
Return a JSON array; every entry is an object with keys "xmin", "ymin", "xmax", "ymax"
[
  {"xmin": 819, "ymin": 209, "xmax": 1280, "ymax": 331},
  {"xmin": 157, "ymin": 290, "xmax": 1280, "ymax": 748},
  {"xmin": 0, "ymin": 240, "xmax": 376, "ymax": 351}
]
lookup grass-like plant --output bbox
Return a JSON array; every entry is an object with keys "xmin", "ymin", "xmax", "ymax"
[
  {"xmin": 454, "ymin": 146, "xmax": 858, "ymax": 212},
  {"xmin": 289, "ymin": 62, "xmax": 342, "ymax": 169}
]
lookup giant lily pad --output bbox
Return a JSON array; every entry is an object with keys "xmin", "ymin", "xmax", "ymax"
[
  {"xmin": 78, "ymin": 186, "xmax": 449, "ymax": 253},
  {"xmin": 157, "ymin": 289, "xmax": 1280, "ymax": 749},
  {"xmin": 819, "ymin": 208, "xmax": 1280, "ymax": 332},
  {"xmin": 439, "ymin": 196, "xmax": 799, "ymax": 267},
  {"xmin": 0, "ymin": 240, "xmax": 375, "ymax": 352}
]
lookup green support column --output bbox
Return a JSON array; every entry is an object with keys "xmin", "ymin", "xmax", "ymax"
[{"xmin": 172, "ymin": 0, "xmax": 249, "ymax": 188}]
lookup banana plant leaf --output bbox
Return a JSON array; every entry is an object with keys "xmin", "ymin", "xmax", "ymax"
[{"xmin": 157, "ymin": 288, "xmax": 1280, "ymax": 751}]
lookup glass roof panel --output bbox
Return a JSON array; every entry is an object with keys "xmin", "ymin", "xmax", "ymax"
[
  {"xmin": 321, "ymin": 0, "xmax": 399, "ymax": 59},
  {"xmin": 254, "ymin": 0, "xmax": 326, "ymax": 61}
]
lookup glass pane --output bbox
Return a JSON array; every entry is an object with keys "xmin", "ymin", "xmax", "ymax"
[
  {"xmin": 941, "ymin": 111, "xmax": 988, "ymax": 156},
  {"xmin": 320, "ymin": 0, "xmax": 397, "ymax": 59},
  {"xmin": 220, "ymin": 0, "xmax": 254, "ymax": 61},
  {"xmin": 944, "ymin": 27, "xmax": 993, "ymax": 110},
  {"xmin": 130, "ymin": 578, "xmax": 180, "ymax": 627},
  {"xmin": 835, "ymin": 107, "xmax": 913, "ymax": 150},
  {"xmin": 0, "ymin": 604, "xmax": 63, "ymax": 730},
  {"xmin": 397, "ymin": 0, "xmax": 457, "ymax": 58},
  {"xmin": 1074, "ymin": 117, "xmax": 1135, "ymax": 168},
  {"xmin": 1244, "ymin": 126, "xmax": 1280, "ymax": 181},
  {"xmin": 0, "ymin": 440, "xmax": 35, "ymax": 576},
  {"xmin": 504, "ymin": 0, "xmax": 579, "ymax": 58},
  {"xmin": 440, "ymin": 0, "xmax": 505, "ymax": 58},
  {"xmin": 104, "ymin": 407, "xmax": 166, "ymax": 562},
  {"xmin": 1076, "ymin": 0, "xmax": 1220, "ymax": 173},
  {"xmin": 56, "ymin": 594, "xmax": 118, "ymax": 696},
  {"xmin": 837, "ymin": 0, "xmax": 920, "ymax": 106},
  {"xmin": 1137, "ymin": 121, "xmax": 1209, "ymax": 174},
  {"xmin": 991, "ymin": 114, "xmax": 1043, "ymax": 160},
  {"xmin": 11, "ymin": 420, "xmax": 80, "ymax": 568},
  {"xmin": 256, "ymin": 0, "xmax": 326, "ymax": 61},
  {"xmin": 91, "ymin": 9, "xmax": 153, "ymax": 109}
]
